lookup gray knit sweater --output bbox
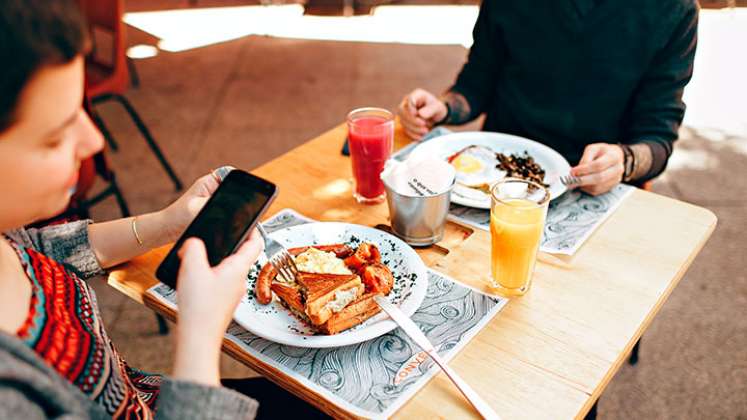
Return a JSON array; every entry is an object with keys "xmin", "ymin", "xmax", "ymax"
[{"xmin": 1, "ymin": 221, "xmax": 258, "ymax": 419}]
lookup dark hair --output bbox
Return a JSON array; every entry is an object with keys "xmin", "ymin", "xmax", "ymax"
[{"xmin": 0, "ymin": 0, "xmax": 88, "ymax": 131}]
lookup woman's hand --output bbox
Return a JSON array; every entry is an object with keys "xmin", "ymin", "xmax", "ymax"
[
  {"xmin": 161, "ymin": 168, "xmax": 232, "ymax": 243},
  {"xmin": 570, "ymin": 143, "xmax": 625, "ymax": 196},
  {"xmin": 397, "ymin": 88, "xmax": 448, "ymax": 140},
  {"xmin": 88, "ymin": 168, "xmax": 235, "ymax": 268},
  {"xmin": 172, "ymin": 231, "xmax": 264, "ymax": 386}
]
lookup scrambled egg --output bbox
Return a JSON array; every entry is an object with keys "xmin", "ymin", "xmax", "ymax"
[
  {"xmin": 294, "ymin": 247, "xmax": 352, "ymax": 275},
  {"xmin": 324, "ymin": 288, "xmax": 359, "ymax": 313}
]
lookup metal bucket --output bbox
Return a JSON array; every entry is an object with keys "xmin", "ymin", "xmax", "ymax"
[{"xmin": 383, "ymin": 179, "xmax": 454, "ymax": 247}]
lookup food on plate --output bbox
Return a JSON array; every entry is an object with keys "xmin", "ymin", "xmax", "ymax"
[
  {"xmin": 320, "ymin": 293, "xmax": 382, "ymax": 335},
  {"xmin": 295, "ymin": 247, "xmax": 352, "ymax": 275},
  {"xmin": 255, "ymin": 242, "xmax": 395, "ymax": 334},
  {"xmin": 447, "ymin": 145, "xmax": 547, "ymax": 191},
  {"xmin": 361, "ymin": 262, "xmax": 394, "ymax": 295},
  {"xmin": 447, "ymin": 145, "xmax": 505, "ymax": 188},
  {"xmin": 496, "ymin": 152, "xmax": 547, "ymax": 187},
  {"xmin": 254, "ymin": 244, "xmax": 354, "ymax": 304},
  {"xmin": 296, "ymin": 272, "xmax": 364, "ymax": 325},
  {"xmin": 343, "ymin": 242, "xmax": 381, "ymax": 272}
]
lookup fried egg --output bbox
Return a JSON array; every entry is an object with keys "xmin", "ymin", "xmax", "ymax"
[
  {"xmin": 294, "ymin": 247, "xmax": 351, "ymax": 275},
  {"xmin": 448, "ymin": 145, "xmax": 506, "ymax": 188}
]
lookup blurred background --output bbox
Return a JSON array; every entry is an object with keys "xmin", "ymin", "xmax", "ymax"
[{"xmin": 82, "ymin": 1, "xmax": 746, "ymax": 418}]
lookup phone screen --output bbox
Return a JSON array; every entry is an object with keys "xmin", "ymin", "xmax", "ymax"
[{"xmin": 156, "ymin": 170, "xmax": 277, "ymax": 288}]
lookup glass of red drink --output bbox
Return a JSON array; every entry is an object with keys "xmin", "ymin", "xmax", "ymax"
[{"xmin": 347, "ymin": 107, "xmax": 394, "ymax": 204}]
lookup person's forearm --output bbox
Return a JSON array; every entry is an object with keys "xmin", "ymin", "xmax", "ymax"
[
  {"xmin": 88, "ymin": 211, "xmax": 177, "ymax": 268},
  {"xmin": 440, "ymin": 91, "xmax": 473, "ymax": 125},
  {"xmin": 172, "ymin": 327, "xmax": 222, "ymax": 387},
  {"xmin": 628, "ymin": 143, "xmax": 654, "ymax": 182}
]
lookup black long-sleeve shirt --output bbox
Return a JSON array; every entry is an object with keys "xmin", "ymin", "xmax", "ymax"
[{"xmin": 450, "ymin": 0, "xmax": 698, "ymax": 182}]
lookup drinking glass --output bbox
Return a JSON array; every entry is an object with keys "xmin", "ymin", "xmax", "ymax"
[
  {"xmin": 489, "ymin": 178, "xmax": 550, "ymax": 296},
  {"xmin": 347, "ymin": 108, "xmax": 394, "ymax": 204}
]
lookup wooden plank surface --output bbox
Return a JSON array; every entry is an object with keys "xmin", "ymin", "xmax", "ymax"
[{"xmin": 108, "ymin": 122, "xmax": 717, "ymax": 419}]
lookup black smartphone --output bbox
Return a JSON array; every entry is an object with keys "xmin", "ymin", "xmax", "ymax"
[
  {"xmin": 156, "ymin": 169, "xmax": 277, "ymax": 289},
  {"xmin": 341, "ymin": 137, "xmax": 350, "ymax": 156}
]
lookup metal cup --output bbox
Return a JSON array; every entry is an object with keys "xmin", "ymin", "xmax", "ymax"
[{"xmin": 383, "ymin": 179, "xmax": 454, "ymax": 246}]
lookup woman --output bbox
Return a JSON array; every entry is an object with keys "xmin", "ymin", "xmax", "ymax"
[{"xmin": 0, "ymin": 1, "xmax": 264, "ymax": 418}]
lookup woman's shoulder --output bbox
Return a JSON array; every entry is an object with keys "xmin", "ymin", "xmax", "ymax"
[{"xmin": 4, "ymin": 221, "xmax": 104, "ymax": 278}]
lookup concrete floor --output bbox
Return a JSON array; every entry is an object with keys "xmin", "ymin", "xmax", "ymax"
[{"xmin": 85, "ymin": 2, "xmax": 746, "ymax": 418}]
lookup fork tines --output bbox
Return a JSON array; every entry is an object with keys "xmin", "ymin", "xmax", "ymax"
[
  {"xmin": 560, "ymin": 174, "xmax": 581, "ymax": 186},
  {"xmin": 271, "ymin": 251, "xmax": 299, "ymax": 283}
]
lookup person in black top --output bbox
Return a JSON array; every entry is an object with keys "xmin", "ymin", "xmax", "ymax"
[{"xmin": 398, "ymin": 0, "xmax": 698, "ymax": 195}]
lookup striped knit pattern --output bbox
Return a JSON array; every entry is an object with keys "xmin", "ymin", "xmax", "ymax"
[{"xmin": 13, "ymin": 243, "xmax": 162, "ymax": 419}]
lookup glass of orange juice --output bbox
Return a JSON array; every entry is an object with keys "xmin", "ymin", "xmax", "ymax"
[{"xmin": 489, "ymin": 178, "xmax": 550, "ymax": 297}]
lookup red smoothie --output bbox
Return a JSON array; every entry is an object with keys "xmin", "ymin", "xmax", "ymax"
[{"xmin": 348, "ymin": 114, "xmax": 393, "ymax": 202}]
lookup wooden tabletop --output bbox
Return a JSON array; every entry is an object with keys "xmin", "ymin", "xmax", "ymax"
[{"xmin": 108, "ymin": 122, "xmax": 717, "ymax": 419}]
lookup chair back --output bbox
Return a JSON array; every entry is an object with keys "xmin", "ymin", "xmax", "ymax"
[{"xmin": 81, "ymin": 0, "xmax": 130, "ymax": 96}]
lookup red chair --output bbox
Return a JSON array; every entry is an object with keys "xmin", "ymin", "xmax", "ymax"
[{"xmin": 81, "ymin": 0, "xmax": 182, "ymax": 191}]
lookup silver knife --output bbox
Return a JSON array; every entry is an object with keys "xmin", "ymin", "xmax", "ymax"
[{"xmin": 374, "ymin": 296, "xmax": 501, "ymax": 420}]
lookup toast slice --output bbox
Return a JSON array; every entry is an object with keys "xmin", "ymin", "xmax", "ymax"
[
  {"xmin": 270, "ymin": 282, "xmax": 311, "ymax": 324},
  {"xmin": 296, "ymin": 272, "xmax": 364, "ymax": 326},
  {"xmin": 320, "ymin": 292, "xmax": 383, "ymax": 335}
]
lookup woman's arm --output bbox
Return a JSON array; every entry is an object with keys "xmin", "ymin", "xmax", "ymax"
[
  {"xmin": 11, "ymin": 168, "xmax": 230, "ymax": 277},
  {"xmin": 89, "ymin": 169, "xmax": 227, "ymax": 269},
  {"xmin": 87, "ymin": 211, "xmax": 177, "ymax": 269}
]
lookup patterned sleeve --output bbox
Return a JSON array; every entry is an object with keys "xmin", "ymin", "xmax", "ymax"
[
  {"xmin": 6, "ymin": 220, "xmax": 104, "ymax": 279},
  {"xmin": 156, "ymin": 378, "xmax": 258, "ymax": 420}
]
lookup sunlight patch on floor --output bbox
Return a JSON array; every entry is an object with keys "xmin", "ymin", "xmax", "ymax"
[{"xmin": 124, "ymin": 4, "xmax": 477, "ymax": 52}]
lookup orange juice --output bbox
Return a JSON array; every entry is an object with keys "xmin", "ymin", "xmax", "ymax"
[{"xmin": 490, "ymin": 197, "xmax": 547, "ymax": 296}]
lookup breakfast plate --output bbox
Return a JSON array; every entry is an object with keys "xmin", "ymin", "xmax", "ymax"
[
  {"xmin": 409, "ymin": 131, "xmax": 572, "ymax": 209},
  {"xmin": 235, "ymin": 222, "xmax": 428, "ymax": 348}
]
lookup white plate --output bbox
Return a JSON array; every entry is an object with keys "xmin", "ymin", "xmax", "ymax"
[
  {"xmin": 409, "ymin": 131, "xmax": 572, "ymax": 209},
  {"xmin": 234, "ymin": 222, "xmax": 428, "ymax": 348}
]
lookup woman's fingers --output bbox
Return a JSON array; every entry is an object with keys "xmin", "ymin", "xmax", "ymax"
[
  {"xmin": 178, "ymin": 238, "xmax": 209, "ymax": 273},
  {"xmin": 214, "ymin": 229, "xmax": 264, "ymax": 279}
]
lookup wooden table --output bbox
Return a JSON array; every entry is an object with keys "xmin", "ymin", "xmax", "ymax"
[{"xmin": 108, "ymin": 122, "xmax": 717, "ymax": 419}]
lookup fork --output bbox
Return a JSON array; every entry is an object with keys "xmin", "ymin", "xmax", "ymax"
[
  {"xmin": 256, "ymin": 224, "xmax": 299, "ymax": 283},
  {"xmin": 559, "ymin": 174, "xmax": 581, "ymax": 187}
]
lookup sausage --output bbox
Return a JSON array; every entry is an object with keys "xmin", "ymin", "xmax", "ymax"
[
  {"xmin": 255, "ymin": 262, "xmax": 276, "ymax": 304},
  {"xmin": 361, "ymin": 262, "xmax": 394, "ymax": 295},
  {"xmin": 254, "ymin": 243, "xmax": 354, "ymax": 305}
]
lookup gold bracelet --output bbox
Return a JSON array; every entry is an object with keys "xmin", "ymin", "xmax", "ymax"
[{"xmin": 131, "ymin": 217, "xmax": 144, "ymax": 246}]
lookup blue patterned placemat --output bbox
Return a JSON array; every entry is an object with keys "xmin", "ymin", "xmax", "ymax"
[
  {"xmin": 148, "ymin": 209, "xmax": 507, "ymax": 419},
  {"xmin": 448, "ymin": 184, "xmax": 634, "ymax": 255},
  {"xmin": 392, "ymin": 128, "xmax": 634, "ymax": 255}
]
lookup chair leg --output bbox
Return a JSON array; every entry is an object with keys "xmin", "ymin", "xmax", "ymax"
[
  {"xmin": 156, "ymin": 314, "xmax": 170, "ymax": 335},
  {"xmin": 109, "ymin": 94, "xmax": 183, "ymax": 191},
  {"xmin": 109, "ymin": 174, "xmax": 131, "ymax": 218},
  {"xmin": 90, "ymin": 107, "xmax": 119, "ymax": 151},
  {"xmin": 629, "ymin": 339, "xmax": 641, "ymax": 366},
  {"xmin": 584, "ymin": 399, "xmax": 598, "ymax": 420},
  {"xmin": 126, "ymin": 57, "xmax": 140, "ymax": 88}
]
